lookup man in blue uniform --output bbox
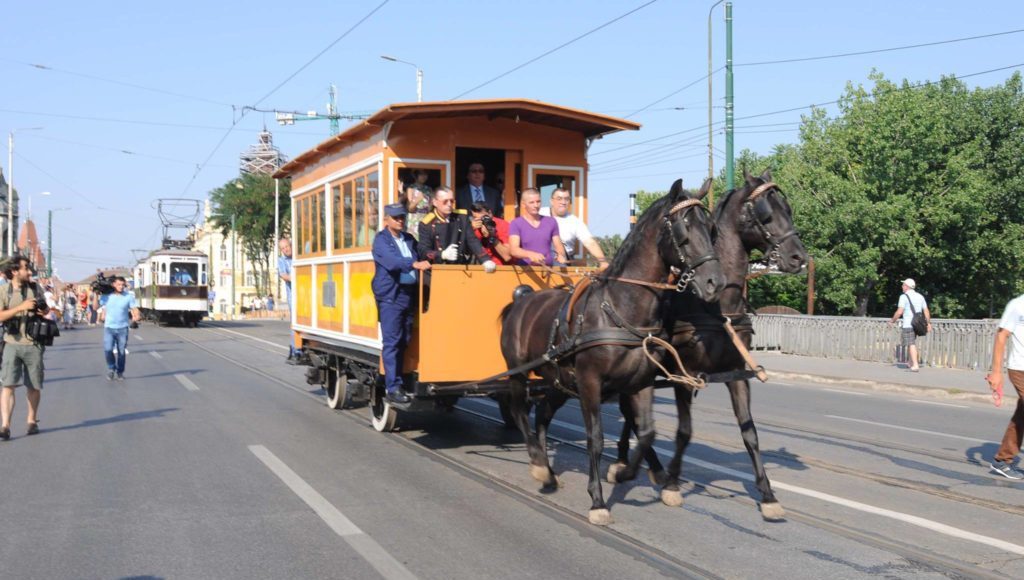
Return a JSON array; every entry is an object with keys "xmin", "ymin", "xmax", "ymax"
[{"xmin": 372, "ymin": 203, "xmax": 431, "ymax": 404}]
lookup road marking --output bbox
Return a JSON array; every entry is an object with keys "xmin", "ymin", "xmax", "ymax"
[
  {"xmin": 175, "ymin": 374, "xmax": 200, "ymax": 392},
  {"xmin": 824, "ymin": 388, "xmax": 869, "ymax": 396},
  {"xmin": 531, "ymin": 410, "xmax": 1024, "ymax": 556},
  {"xmin": 135, "ymin": 335, "xmax": 143, "ymax": 341},
  {"xmin": 207, "ymin": 324, "xmax": 289, "ymax": 351},
  {"xmin": 909, "ymin": 399, "xmax": 969, "ymax": 409},
  {"xmin": 149, "ymin": 351, "xmax": 163, "ymax": 360},
  {"xmin": 768, "ymin": 381, "xmax": 793, "ymax": 387},
  {"xmin": 249, "ymin": 445, "xmax": 417, "ymax": 580},
  {"xmin": 825, "ymin": 415, "xmax": 987, "ymax": 444}
]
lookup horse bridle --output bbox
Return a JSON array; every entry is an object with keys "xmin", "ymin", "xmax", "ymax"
[
  {"xmin": 664, "ymin": 198, "xmax": 718, "ymax": 292},
  {"xmin": 744, "ymin": 181, "xmax": 799, "ymax": 268}
]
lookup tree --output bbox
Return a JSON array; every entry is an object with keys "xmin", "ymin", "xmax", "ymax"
[
  {"xmin": 208, "ymin": 173, "xmax": 291, "ymax": 295},
  {"xmin": 595, "ymin": 234, "xmax": 625, "ymax": 260}
]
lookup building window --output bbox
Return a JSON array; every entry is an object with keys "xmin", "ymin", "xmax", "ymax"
[{"xmin": 219, "ymin": 245, "xmax": 227, "ymax": 261}]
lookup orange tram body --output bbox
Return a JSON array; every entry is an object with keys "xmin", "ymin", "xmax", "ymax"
[{"xmin": 274, "ymin": 99, "xmax": 638, "ymax": 431}]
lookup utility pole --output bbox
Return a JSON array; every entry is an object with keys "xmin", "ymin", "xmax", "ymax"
[
  {"xmin": 629, "ymin": 192, "xmax": 637, "ymax": 231},
  {"xmin": 46, "ymin": 208, "xmax": 71, "ymax": 278},
  {"xmin": 274, "ymin": 178, "xmax": 280, "ymax": 301},
  {"xmin": 230, "ymin": 213, "xmax": 237, "ymax": 318},
  {"xmin": 708, "ymin": 0, "xmax": 724, "ymax": 204},
  {"xmin": 724, "ymin": 1, "xmax": 735, "ymax": 191},
  {"xmin": 7, "ymin": 127, "xmax": 42, "ymax": 258}
]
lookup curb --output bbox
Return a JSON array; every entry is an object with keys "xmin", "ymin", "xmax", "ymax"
[{"xmin": 766, "ymin": 370, "xmax": 1019, "ymax": 406}]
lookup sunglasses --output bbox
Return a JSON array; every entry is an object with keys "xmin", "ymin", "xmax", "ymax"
[{"xmin": 437, "ymin": 198, "xmax": 455, "ymax": 204}]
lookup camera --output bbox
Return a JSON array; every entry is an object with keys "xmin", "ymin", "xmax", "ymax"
[
  {"xmin": 91, "ymin": 272, "xmax": 116, "ymax": 295},
  {"xmin": 480, "ymin": 215, "xmax": 497, "ymax": 231},
  {"xmin": 25, "ymin": 315, "xmax": 60, "ymax": 346}
]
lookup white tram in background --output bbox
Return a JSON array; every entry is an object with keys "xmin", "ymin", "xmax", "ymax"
[{"xmin": 133, "ymin": 248, "xmax": 209, "ymax": 326}]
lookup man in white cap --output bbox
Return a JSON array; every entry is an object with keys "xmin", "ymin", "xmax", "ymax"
[{"xmin": 889, "ymin": 278, "xmax": 931, "ymax": 371}]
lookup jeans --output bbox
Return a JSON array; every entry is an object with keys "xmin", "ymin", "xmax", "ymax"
[{"xmin": 104, "ymin": 327, "xmax": 130, "ymax": 374}]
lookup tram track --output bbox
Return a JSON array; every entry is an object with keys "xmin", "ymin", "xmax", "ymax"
[
  {"xmin": 165, "ymin": 324, "xmax": 1011, "ymax": 579},
  {"xmin": 163, "ymin": 325, "xmax": 721, "ymax": 580}
]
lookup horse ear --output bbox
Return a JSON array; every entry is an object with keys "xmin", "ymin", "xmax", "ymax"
[
  {"xmin": 760, "ymin": 168, "xmax": 773, "ymax": 181},
  {"xmin": 668, "ymin": 179, "xmax": 684, "ymax": 200},
  {"xmin": 743, "ymin": 167, "xmax": 754, "ymax": 185},
  {"xmin": 696, "ymin": 178, "xmax": 713, "ymax": 200}
]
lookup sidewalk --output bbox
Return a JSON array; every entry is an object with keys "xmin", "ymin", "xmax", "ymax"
[{"xmin": 753, "ymin": 351, "xmax": 1018, "ymax": 404}]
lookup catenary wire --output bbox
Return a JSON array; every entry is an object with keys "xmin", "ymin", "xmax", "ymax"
[{"xmin": 450, "ymin": 0, "xmax": 662, "ymax": 100}]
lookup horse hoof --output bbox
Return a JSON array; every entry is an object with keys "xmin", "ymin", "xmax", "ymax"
[
  {"xmin": 661, "ymin": 489, "xmax": 684, "ymax": 507},
  {"xmin": 761, "ymin": 502, "xmax": 785, "ymax": 521},
  {"xmin": 588, "ymin": 508, "xmax": 613, "ymax": 526},
  {"xmin": 647, "ymin": 469, "xmax": 667, "ymax": 487},
  {"xmin": 607, "ymin": 462, "xmax": 626, "ymax": 484},
  {"xmin": 530, "ymin": 464, "xmax": 551, "ymax": 483}
]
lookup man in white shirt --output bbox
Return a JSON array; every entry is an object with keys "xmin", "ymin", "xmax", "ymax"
[
  {"xmin": 985, "ymin": 293, "xmax": 1024, "ymax": 480},
  {"xmin": 889, "ymin": 278, "xmax": 931, "ymax": 371},
  {"xmin": 539, "ymin": 188, "xmax": 609, "ymax": 271}
]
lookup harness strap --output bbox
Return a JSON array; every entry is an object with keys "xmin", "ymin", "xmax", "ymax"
[
  {"xmin": 642, "ymin": 335, "xmax": 707, "ymax": 390},
  {"xmin": 722, "ymin": 317, "xmax": 768, "ymax": 382}
]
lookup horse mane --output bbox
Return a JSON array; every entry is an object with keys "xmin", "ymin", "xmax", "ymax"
[
  {"xmin": 605, "ymin": 193, "xmax": 677, "ymax": 278},
  {"xmin": 712, "ymin": 181, "xmax": 751, "ymax": 224}
]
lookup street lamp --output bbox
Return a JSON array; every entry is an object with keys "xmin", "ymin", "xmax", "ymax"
[
  {"xmin": 707, "ymin": 0, "xmax": 725, "ymax": 198},
  {"xmin": 46, "ymin": 206, "xmax": 70, "ymax": 278},
  {"xmin": 380, "ymin": 55, "xmax": 423, "ymax": 102},
  {"xmin": 7, "ymin": 127, "xmax": 43, "ymax": 258}
]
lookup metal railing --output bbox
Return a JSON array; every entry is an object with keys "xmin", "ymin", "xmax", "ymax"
[{"xmin": 750, "ymin": 315, "xmax": 999, "ymax": 370}]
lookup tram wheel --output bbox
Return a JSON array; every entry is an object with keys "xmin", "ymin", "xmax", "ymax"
[
  {"xmin": 370, "ymin": 383, "xmax": 398, "ymax": 432},
  {"xmin": 325, "ymin": 367, "xmax": 348, "ymax": 410}
]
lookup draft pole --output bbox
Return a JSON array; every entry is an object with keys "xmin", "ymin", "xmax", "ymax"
[{"xmin": 724, "ymin": 1, "xmax": 735, "ymax": 190}]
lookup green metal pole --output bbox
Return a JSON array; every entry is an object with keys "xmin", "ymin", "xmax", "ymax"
[
  {"xmin": 46, "ymin": 209, "xmax": 52, "ymax": 278},
  {"xmin": 725, "ymin": 1, "xmax": 735, "ymax": 191}
]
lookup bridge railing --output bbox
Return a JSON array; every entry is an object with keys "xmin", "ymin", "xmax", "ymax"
[{"xmin": 750, "ymin": 315, "xmax": 999, "ymax": 370}]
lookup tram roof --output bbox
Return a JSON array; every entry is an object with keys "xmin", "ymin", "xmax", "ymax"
[
  {"xmin": 274, "ymin": 99, "xmax": 641, "ymax": 178},
  {"xmin": 146, "ymin": 249, "xmax": 208, "ymax": 258}
]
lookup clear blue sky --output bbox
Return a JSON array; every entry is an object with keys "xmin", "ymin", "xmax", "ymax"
[{"xmin": 2, "ymin": 0, "xmax": 1021, "ymax": 280}]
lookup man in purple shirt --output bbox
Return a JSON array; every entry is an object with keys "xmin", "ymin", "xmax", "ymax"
[{"xmin": 509, "ymin": 188, "xmax": 569, "ymax": 266}]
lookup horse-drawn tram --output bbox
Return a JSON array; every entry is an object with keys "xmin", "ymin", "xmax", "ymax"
[{"xmin": 274, "ymin": 99, "xmax": 640, "ymax": 431}]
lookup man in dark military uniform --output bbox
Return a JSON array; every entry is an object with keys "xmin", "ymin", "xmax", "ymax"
[{"xmin": 417, "ymin": 186, "xmax": 496, "ymax": 271}]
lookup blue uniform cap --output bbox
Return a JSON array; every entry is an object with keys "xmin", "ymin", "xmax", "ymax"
[{"xmin": 384, "ymin": 203, "xmax": 407, "ymax": 217}]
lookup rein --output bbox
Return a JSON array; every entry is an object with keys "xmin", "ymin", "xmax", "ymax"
[{"xmin": 744, "ymin": 181, "xmax": 799, "ymax": 270}]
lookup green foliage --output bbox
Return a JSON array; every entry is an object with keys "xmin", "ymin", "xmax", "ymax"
[
  {"xmin": 595, "ymin": 234, "xmax": 625, "ymax": 260},
  {"xmin": 727, "ymin": 71, "xmax": 1024, "ymax": 318},
  {"xmin": 208, "ymin": 173, "xmax": 291, "ymax": 294},
  {"xmin": 634, "ymin": 189, "xmax": 665, "ymax": 215}
]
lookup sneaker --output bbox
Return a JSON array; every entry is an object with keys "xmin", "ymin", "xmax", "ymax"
[
  {"xmin": 990, "ymin": 460, "xmax": 1024, "ymax": 480},
  {"xmin": 106, "ymin": 370, "xmax": 115, "ymax": 381},
  {"xmin": 115, "ymin": 374, "xmax": 125, "ymax": 382},
  {"xmin": 0, "ymin": 426, "xmax": 9, "ymax": 441}
]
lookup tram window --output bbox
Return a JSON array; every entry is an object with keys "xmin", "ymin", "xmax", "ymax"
[
  {"xmin": 365, "ymin": 171, "xmax": 379, "ymax": 244},
  {"xmin": 170, "ymin": 262, "xmax": 199, "ymax": 286},
  {"xmin": 298, "ymin": 196, "xmax": 311, "ymax": 255},
  {"xmin": 396, "ymin": 167, "xmax": 441, "ymax": 199},
  {"xmin": 536, "ymin": 174, "xmax": 577, "ymax": 204},
  {"xmin": 316, "ymin": 188, "xmax": 326, "ymax": 253},
  {"xmin": 343, "ymin": 181, "xmax": 354, "ymax": 248},
  {"xmin": 332, "ymin": 183, "xmax": 343, "ymax": 250},
  {"xmin": 354, "ymin": 176, "xmax": 366, "ymax": 247},
  {"xmin": 160, "ymin": 263, "xmax": 168, "ymax": 285}
]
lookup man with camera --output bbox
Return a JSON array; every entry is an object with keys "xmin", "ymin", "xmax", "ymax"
[
  {"xmin": 470, "ymin": 202, "xmax": 512, "ymax": 265},
  {"xmin": 0, "ymin": 257, "xmax": 52, "ymax": 440},
  {"xmin": 99, "ymin": 276, "xmax": 141, "ymax": 381}
]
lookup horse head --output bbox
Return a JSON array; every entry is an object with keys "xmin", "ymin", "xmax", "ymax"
[
  {"xmin": 661, "ymin": 179, "xmax": 725, "ymax": 302},
  {"xmin": 738, "ymin": 168, "xmax": 808, "ymax": 274}
]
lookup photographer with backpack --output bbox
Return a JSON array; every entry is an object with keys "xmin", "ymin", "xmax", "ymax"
[
  {"xmin": 0, "ymin": 257, "xmax": 52, "ymax": 440},
  {"xmin": 889, "ymin": 278, "xmax": 932, "ymax": 372}
]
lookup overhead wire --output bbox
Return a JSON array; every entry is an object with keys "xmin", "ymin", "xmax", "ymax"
[
  {"xmin": 624, "ymin": 68, "xmax": 722, "ymax": 119},
  {"xmin": 450, "ymin": 0, "xmax": 662, "ymax": 100},
  {"xmin": 23, "ymin": 134, "xmax": 235, "ymax": 169}
]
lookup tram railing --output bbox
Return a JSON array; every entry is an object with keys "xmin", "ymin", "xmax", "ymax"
[{"xmin": 750, "ymin": 314, "xmax": 999, "ymax": 370}]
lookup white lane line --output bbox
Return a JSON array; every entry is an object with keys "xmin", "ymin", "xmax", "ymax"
[
  {"xmin": 135, "ymin": 335, "xmax": 143, "ymax": 341},
  {"xmin": 530, "ymin": 410, "xmax": 1024, "ymax": 557},
  {"xmin": 824, "ymin": 388, "xmax": 869, "ymax": 396},
  {"xmin": 175, "ymin": 374, "xmax": 200, "ymax": 392},
  {"xmin": 768, "ymin": 381, "xmax": 793, "ymax": 387},
  {"xmin": 909, "ymin": 399, "xmax": 969, "ymax": 409},
  {"xmin": 249, "ymin": 445, "xmax": 417, "ymax": 580},
  {"xmin": 825, "ymin": 415, "xmax": 987, "ymax": 444},
  {"xmin": 208, "ymin": 325, "xmax": 289, "ymax": 351},
  {"xmin": 149, "ymin": 351, "xmax": 163, "ymax": 360}
]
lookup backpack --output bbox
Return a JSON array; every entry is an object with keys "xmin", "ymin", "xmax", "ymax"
[{"xmin": 905, "ymin": 293, "xmax": 928, "ymax": 336}]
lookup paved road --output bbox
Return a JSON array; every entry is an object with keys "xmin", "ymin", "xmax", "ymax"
[{"xmin": 2, "ymin": 319, "xmax": 1022, "ymax": 579}]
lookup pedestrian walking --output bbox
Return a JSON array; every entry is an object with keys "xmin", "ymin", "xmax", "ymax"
[
  {"xmin": 889, "ymin": 278, "xmax": 931, "ymax": 371},
  {"xmin": 0, "ymin": 257, "xmax": 51, "ymax": 440},
  {"xmin": 985, "ymin": 293, "xmax": 1024, "ymax": 480},
  {"xmin": 278, "ymin": 237, "xmax": 299, "ymax": 362},
  {"xmin": 99, "ymin": 277, "xmax": 141, "ymax": 381}
]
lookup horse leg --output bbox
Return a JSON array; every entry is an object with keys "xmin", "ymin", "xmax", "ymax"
[
  {"xmin": 661, "ymin": 385, "xmax": 695, "ymax": 507},
  {"xmin": 509, "ymin": 375, "xmax": 551, "ymax": 486},
  {"xmin": 613, "ymin": 387, "xmax": 657, "ymax": 484},
  {"xmin": 577, "ymin": 377, "xmax": 612, "ymax": 526},
  {"xmin": 533, "ymin": 391, "xmax": 568, "ymax": 489},
  {"xmin": 610, "ymin": 391, "xmax": 667, "ymax": 485},
  {"xmin": 727, "ymin": 379, "xmax": 784, "ymax": 520}
]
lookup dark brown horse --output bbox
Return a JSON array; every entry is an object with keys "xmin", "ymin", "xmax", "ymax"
[
  {"xmin": 499, "ymin": 180, "xmax": 725, "ymax": 525},
  {"xmin": 611, "ymin": 169, "xmax": 808, "ymax": 521}
]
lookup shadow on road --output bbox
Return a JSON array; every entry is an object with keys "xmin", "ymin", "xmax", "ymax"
[{"xmin": 44, "ymin": 408, "xmax": 179, "ymax": 434}]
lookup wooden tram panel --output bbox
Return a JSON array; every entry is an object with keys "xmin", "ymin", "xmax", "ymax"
[{"xmin": 274, "ymin": 99, "xmax": 639, "ymax": 387}]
